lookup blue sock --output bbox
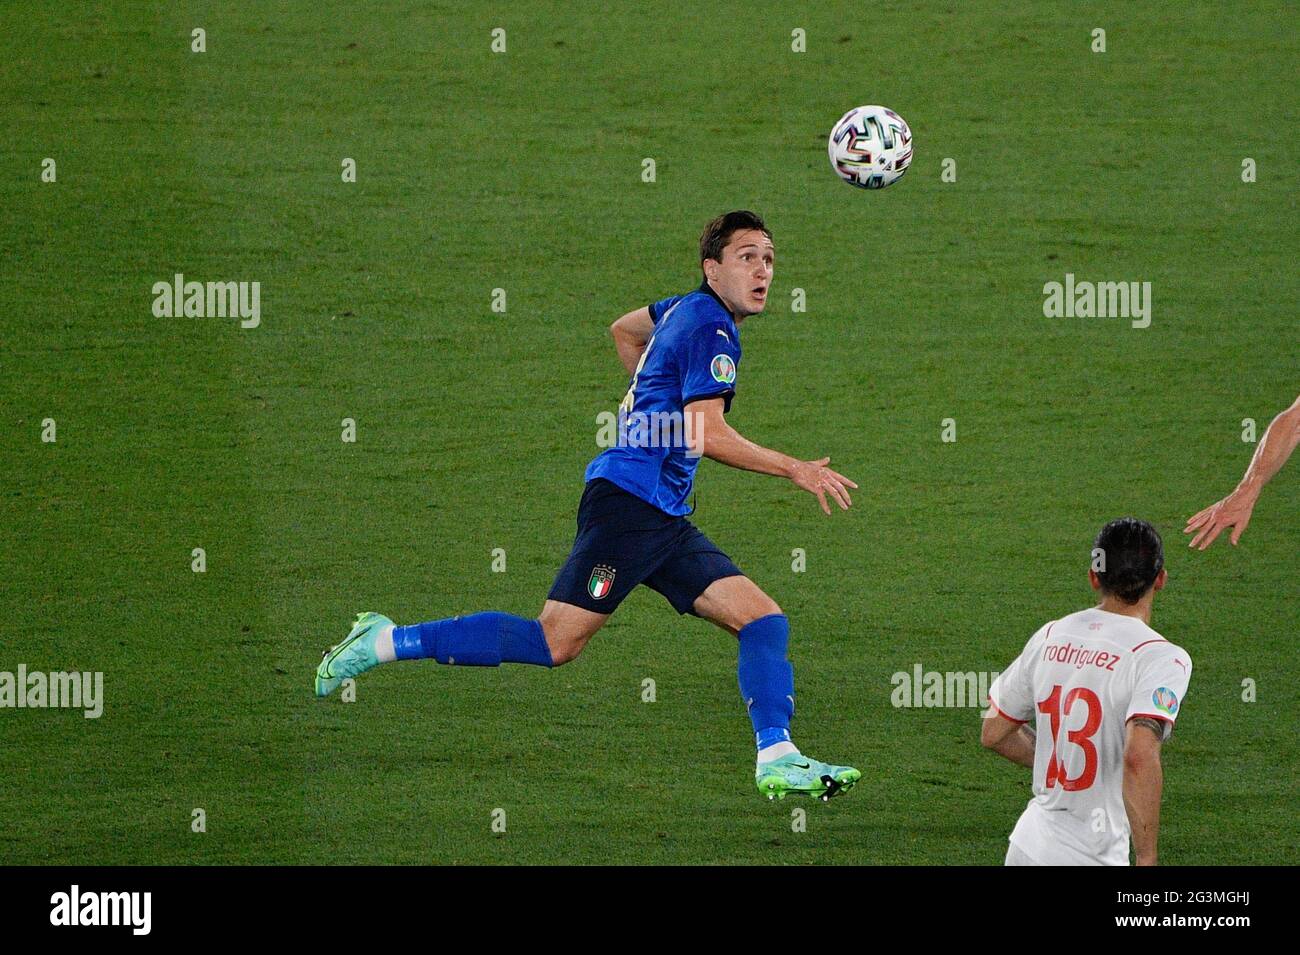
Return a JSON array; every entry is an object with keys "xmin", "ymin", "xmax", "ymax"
[
  {"xmin": 737, "ymin": 613, "xmax": 795, "ymax": 750},
  {"xmin": 390, "ymin": 612, "xmax": 554, "ymax": 667}
]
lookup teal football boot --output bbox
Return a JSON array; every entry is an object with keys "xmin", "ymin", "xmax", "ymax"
[
  {"xmin": 315, "ymin": 611, "xmax": 393, "ymax": 698},
  {"xmin": 756, "ymin": 753, "xmax": 861, "ymax": 801}
]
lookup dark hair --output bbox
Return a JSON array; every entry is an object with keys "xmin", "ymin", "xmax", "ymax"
[
  {"xmin": 1093, "ymin": 518, "xmax": 1164, "ymax": 604},
  {"xmin": 699, "ymin": 210, "xmax": 771, "ymax": 268}
]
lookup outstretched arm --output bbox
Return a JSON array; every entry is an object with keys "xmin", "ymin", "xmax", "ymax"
[
  {"xmin": 609, "ymin": 307, "xmax": 655, "ymax": 376},
  {"xmin": 1185, "ymin": 394, "xmax": 1300, "ymax": 548},
  {"xmin": 684, "ymin": 397, "xmax": 857, "ymax": 515}
]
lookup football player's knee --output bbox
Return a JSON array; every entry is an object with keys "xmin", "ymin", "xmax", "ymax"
[
  {"xmin": 538, "ymin": 619, "xmax": 582, "ymax": 666},
  {"xmin": 749, "ymin": 595, "xmax": 782, "ymax": 624},
  {"xmin": 549, "ymin": 636, "xmax": 583, "ymax": 666}
]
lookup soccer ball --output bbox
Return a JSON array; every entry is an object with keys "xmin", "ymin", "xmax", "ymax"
[{"xmin": 827, "ymin": 105, "xmax": 914, "ymax": 189}]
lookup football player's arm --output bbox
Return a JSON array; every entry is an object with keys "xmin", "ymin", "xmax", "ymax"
[
  {"xmin": 684, "ymin": 397, "xmax": 858, "ymax": 515},
  {"xmin": 1185, "ymin": 393, "xmax": 1300, "ymax": 549},
  {"xmin": 1122, "ymin": 717, "xmax": 1165, "ymax": 866},
  {"xmin": 610, "ymin": 307, "xmax": 655, "ymax": 376},
  {"xmin": 980, "ymin": 710, "xmax": 1035, "ymax": 768}
]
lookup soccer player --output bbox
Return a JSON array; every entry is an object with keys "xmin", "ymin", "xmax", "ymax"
[
  {"xmin": 981, "ymin": 518, "xmax": 1192, "ymax": 865},
  {"xmin": 315, "ymin": 211, "xmax": 863, "ymax": 800},
  {"xmin": 1184, "ymin": 393, "xmax": 1300, "ymax": 549}
]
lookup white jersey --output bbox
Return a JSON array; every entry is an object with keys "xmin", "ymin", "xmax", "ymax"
[{"xmin": 988, "ymin": 607, "xmax": 1192, "ymax": 865}]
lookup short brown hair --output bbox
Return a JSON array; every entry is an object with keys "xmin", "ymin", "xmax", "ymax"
[{"xmin": 699, "ymin": 210, "xmax": 771, "ymax": 268}]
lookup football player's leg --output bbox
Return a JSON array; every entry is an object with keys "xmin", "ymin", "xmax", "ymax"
[
  {"xmin": 317, "ymin": 553, "xmax": 619, "ymax": 697},
  {"xmin": 537, "ymin": 599, "xmax": 609, "ymax": 665},
  {"xmin": 707, "ymin": 584, "xmax": 860, "ymax": 799},
  {"xmin": 315, "ymin": 480, "xmax": 678, "ymax": 697},
  {"xmin": 387, "ymin": 610, "xmax": 556, "ymax": 668},
  {"xmin": 690, "ymin": 573, "xmax": 781, "ymax": 635},
  {"xmin": 316, "ymin": 599, "xmax": 611, "ymax": 698},
  {"xmin": 643, "ymin": 533, "xmax": 791, "ymax": 748},
  {"xmin": 410, "ymin": 477, "xmax": 638, "ymax": 669},
  {"xmin": 643, "ymin": 535, "xmax": 792, "ymax": 741},
  {"xmin": 349, "ymin": 599, "xmax": 610, "ymax": 679},
  {"xmin": 648, "ymin": 540, "xmax": 860, "ymax": 798},
  {"xmin": 691, "ymin": 575, "xmax": 798, "ymax": 756},
  {"xmin": 315, "ymin": 607, "xmax": 558, "ymax": 697},
  {"xmin": 315, "ymin": 481, "xmax": 605, "ymax": 697},
  {"xmin": 644, "ymin": 539, "xmax": 784, "ymax": 731}
]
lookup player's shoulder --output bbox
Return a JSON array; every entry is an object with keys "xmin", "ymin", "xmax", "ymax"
[
  {"xmin": 661, "ymin": 289, "xmax": 734, "ymax": 339},
  {"xmin": 1122, "ymin": 620, "xmax": 1191, "ymax": 674},
  {"xmin": 650, "ymin": 292, "xmax": 687, "ymax": 324},
  {"xmin": 674, "ymin": 286, "xmax": 730, "ymax": 323},
  {"xmin": 1136, "ymin": 632, "xmax": 1192, "ymax": 669}
]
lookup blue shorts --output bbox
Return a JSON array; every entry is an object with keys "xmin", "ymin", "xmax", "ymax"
[{"xmin": 547, "ymin": 478, "xmax": 744, "ymax": 615}]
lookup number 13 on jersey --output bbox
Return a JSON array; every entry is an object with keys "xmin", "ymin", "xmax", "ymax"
[{"xmin": 1037, "ymin": 685, "xmax": 1101, "ymax": 791}]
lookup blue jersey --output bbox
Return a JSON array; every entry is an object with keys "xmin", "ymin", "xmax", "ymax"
[{"xmin": 585, "ymin": 281, "xmax": 742, "ymax": 516}]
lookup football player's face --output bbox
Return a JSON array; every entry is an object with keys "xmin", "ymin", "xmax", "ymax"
[{"xmin": 705, "ymin": 229, "xmax": 774, "ymax": 317}]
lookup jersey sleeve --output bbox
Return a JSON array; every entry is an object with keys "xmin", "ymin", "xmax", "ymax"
[
  {"xmin": 1126, "ymin": 644, "xmax": 1192, "ymax": 741},
  {"xmin": 647, "ymin": 295, "xmax": 683, "ymax": 326},
  {"xmin": 679, "ymin": 321, "xmax": 740, "ymax": 412},
  {"xmin": 987, "ymin": 624, "xmax": 1050, "ymax": 723}
]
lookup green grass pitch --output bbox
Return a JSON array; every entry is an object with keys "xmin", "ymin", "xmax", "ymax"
[{"xmin": 0, "ymin": 2, "xmax": 1295, "ymax": 865}]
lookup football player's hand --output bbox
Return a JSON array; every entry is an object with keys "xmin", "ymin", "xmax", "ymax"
[
  {"xmin": 791, "ymin": 457, "xmax": 857, "ymax": 515},
  {"xmin": 1184, "ymin": 489, "xmax": 1257, "ymax": 549}
]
